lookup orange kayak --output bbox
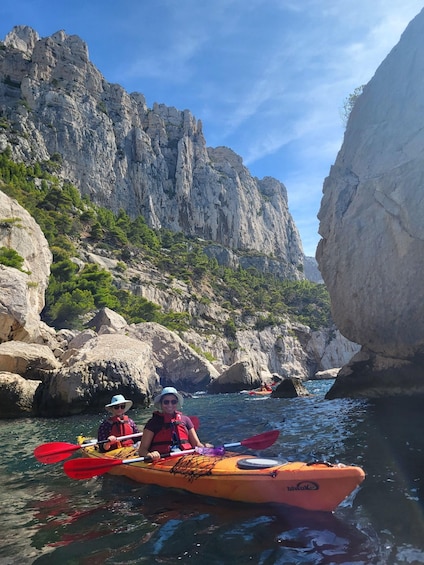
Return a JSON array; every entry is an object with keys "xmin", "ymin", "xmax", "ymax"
[{"xmin": 76, "ymin": 438, "xmax": 365, "ymax": 512}]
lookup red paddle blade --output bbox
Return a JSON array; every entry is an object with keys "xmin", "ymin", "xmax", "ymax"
[
  {"xmin": 240, "ymin": 430, "xmax": 280, "ymax": 450},
  {"xmin": 190, "ymin": 416, "xmax": 200, "ymax": 430},
  {"xmin": 34, "ymin": 442, "xmax": 82, "ymax": 464},
  {"xmin": 64, "ymin": 457, "xmax": 123, "ymax": 480}
]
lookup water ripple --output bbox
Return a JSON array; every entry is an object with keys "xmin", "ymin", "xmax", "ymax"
[{"xmin": 0, "ymin": 382, "xmax": 423, "ymax": 564}]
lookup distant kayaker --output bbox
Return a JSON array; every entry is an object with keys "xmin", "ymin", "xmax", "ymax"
[
  {"xmin": 138, "ymin": 386, "xmax": 207, "ymax": 461},
  {"xmin": 97, "ymin": 394, "xmax": 140, "ymax": 452}
]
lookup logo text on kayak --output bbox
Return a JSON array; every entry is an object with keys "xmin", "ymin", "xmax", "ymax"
[{"xmin": 287, "ymin": 481, "xmax": 319, "ymax": 491}]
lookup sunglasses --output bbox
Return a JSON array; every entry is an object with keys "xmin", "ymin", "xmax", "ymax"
[
  {"xmin": 113, "ymin": 404, "xmax": 126, "ymax": 409},
  {"xmin": 162, "ymin": 399, "xmax": 178, "ymax": 405}
]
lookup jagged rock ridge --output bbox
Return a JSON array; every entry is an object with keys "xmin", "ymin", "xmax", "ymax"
[{"xmin": 0, "ymin": 25, "xmax": 304, "ymax": 279}]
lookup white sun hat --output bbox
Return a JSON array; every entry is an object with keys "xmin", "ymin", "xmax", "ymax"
[
  {"xmin": 105, "ymin": 394, "xmax": 133, "ymax": 413},
  {"xmin": 153, "ymin": 386, "xmax": 184, "ymax": 411}
]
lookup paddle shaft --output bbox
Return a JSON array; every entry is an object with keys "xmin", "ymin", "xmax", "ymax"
[
  {"xmin": 63, "ymin": 447, "xmax": 207, "ymax": 479},
  {"xmin": 92, "ymin": 430, "xmax": 278, "ymax": 465},
  {"xmin": 34, "ymin": 432, "xmax": 143, "ymax": 463},
  {"xmin": 92, "ymin": 432, "xmax": 143, "ymax": 446},
  {"xmin": 223, "ymin": 441, "xmax": 245, "ymax": 448},
  {"xmin": 121, "ymin": 447, "xmax": 201, "ymax": 466}
]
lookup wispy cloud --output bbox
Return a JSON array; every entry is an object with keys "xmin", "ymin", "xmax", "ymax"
[{"xmin": 0, "ymin": 0, "xmax": 423, "ymax": 255}]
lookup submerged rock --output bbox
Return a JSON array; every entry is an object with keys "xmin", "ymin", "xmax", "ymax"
[{"xmin": 271, "ymin": 377, "xmax": 311, "ymax": 398}]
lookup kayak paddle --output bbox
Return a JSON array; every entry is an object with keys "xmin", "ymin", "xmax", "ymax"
[
  {"xmin": 63, "ymin": 429, "xmax": 280, "ymax": 480},
  {"xmin": 222, "ymin": 429, "xmax": 279, "ymax": 450},
  {"xmin": 34, "ymin": 432, "xmax": 143, "ymax": 464},
  {"xmin": 34, "ymin": 415, "xmax": 200, "ymax": 464}
]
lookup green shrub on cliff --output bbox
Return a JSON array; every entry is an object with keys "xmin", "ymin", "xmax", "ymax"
[
  {"xmin": 0, "ymin": 150, "xmax": 331, "ymax": 332},
  {"xmin": 0, "ymin": 246, "xmax": 26, "ymax": 271}
]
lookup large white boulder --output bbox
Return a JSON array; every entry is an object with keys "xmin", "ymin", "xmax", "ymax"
[
  {"xmin": 0, "ymin": 191, "xmax": 52, "ymax": 342},
  {"xmin": 317, "ymin": 9, "xmax": 424, "ymax": 396},
  {"xmin": 33, "ymin": 333, "xmax": 159, "ymax": 416}
]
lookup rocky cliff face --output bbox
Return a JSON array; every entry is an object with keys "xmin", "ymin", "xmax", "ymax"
[
  {"xmin": 303, "ymin": 256, "xmax": 323, "ymax": 283},
  {"xmin": 0, "ymin": 188, "xmax": 359, "ymax": 417},
  {"xmin": 0, "ymin": 191, "xmax": 52, "ymax": 343},
  {"xmin": 317, "ymin": 8, "xmax": 424, "ymax": 397},
  {"xmin": 0, "ymin": 25, "xmax": 303, "ymax": 279}
]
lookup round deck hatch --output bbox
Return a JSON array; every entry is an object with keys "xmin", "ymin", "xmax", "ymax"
[{"xmin": 236, "ymin": 457, "xmax": 286, "ymax": 470}]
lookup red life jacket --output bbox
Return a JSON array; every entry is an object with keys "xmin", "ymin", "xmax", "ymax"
[
  {"xmin": 108, "ymin": 415, "xmax": 134, "ymax": 449},
  {"xmin": 149, "ymin": 411, "xmax": 192, "ymax": 454}
]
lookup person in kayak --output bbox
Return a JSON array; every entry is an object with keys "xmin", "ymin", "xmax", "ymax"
[
  {"xmin": 138, "ymin": 386, "xmax": 205, "ymax": 461},
  {"xmin": 98, "ymin": 394, "xmax": 140, "ymax": 452}
]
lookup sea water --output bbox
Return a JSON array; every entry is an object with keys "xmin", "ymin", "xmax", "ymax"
[{"xmin": 1, "ymin": 380, "xmax": 423, "ymax": 564}]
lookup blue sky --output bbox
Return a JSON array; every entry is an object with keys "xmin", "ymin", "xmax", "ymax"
[{"xmin": 1, "ymin": 1, "xmax": 423, "ymax": 256}]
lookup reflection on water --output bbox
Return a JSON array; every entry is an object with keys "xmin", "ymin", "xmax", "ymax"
[
  {"xmin": 0, "ymin": 382, "xmax": 423, "ymax": 564},
  {"xmin": 27, "ymin": 480, "xmax": 377, "ymax": 565}
]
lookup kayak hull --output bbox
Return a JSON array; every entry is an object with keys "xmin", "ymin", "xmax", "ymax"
[
  {"xmin": 77, "ymin": 439, "xmax": 365, "ymax": 512},
  {"xmin": 248, "ymin": 390, "xmax": 272, "ymax": 396}
]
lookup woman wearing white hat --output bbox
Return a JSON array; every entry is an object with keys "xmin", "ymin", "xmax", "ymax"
[
  {"xmin": 97, "ymin": 394, "xmax": 140, "ymax": 452},
  {"xmin": 138, "ymin": 387, "xmax": 206, "ymax": 461}
]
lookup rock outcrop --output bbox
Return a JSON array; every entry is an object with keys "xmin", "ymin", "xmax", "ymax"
[
  {"xmin": 0, "ymin": 372, "xmax": 40, "ymax": 418},
  {"xmin": 0, "ymin": 25, "xmax": 304, "ymax": 279},
  {"xmin": 34, "ymin": 333, "xmax": 159, "ymax": 416},
  {"xmin": 317, "ymin": 8, "xmax": 424, "ymax": 397},
  {"xmin": 0, "ymin": 341, "xmax": 60, "ymax": 377},
  {"xmin": 0, "ymin": 182, "xmax": 357, "ymax": 416},
  {"xmin": 127, "ymin": 322, "xmax": 219, "ymax": 392},
  {"xmin": 271, "ymin": 377, "xmax": 311, "ymax": 398},
  {"xmin": 303, "ymin": 256, "xmax": 323, "ymax": 283},
  {"xmin": 207, "ymin": 360, "xmax": 263, "ymax": 394},
  {"xmin": 0, "ymin": 24, "xmax": 365, "ymax": 414},
  {"xmin": 0, "ymin": 191, "xmax": 52, "ymax": 342}
]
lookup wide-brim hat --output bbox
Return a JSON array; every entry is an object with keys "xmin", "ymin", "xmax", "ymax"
[
  {"xmin": 105, "ymin": 394, "xmax": 133, "ymax": 413},
  {"xmin": 153, "ymin": 386, "xmax": 183, "ymax": 411}
]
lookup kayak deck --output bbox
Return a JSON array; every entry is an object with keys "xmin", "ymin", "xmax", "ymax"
[{"xmin": 77, "ymin": 438, "xmax": 365, "ymax": 512}]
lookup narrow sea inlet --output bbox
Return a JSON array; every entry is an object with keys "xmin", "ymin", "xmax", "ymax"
[{"xmin": 1, "ymin": 381, "xmax": 423, "ymax": 564}]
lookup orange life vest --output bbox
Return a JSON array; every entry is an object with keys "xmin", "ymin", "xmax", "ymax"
[
  {"xmin": 149, "ymin": 411, "xmax": 192, "ymax": 454},
  {"xmin": 108, "ymin": 415, "xmax": 134, "ymax": 449}
]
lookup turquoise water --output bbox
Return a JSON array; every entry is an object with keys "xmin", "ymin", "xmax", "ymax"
[{"xmin": 1, "ymin": 380, "xmax": 423, "ymax": 564}]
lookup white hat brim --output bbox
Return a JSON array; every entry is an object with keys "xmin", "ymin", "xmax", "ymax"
[
  {"xmin": 105, "ymin": 399, "xmax": 133, "ymax": 412},
  {"xmin": 153, "ymin": 388, "xmax": 183, "ymax": 410}
]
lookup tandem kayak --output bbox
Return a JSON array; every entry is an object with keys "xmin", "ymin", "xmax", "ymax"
[{"xmin": 67, "ymin": 437, "xmax": 365, "ymax": 512}]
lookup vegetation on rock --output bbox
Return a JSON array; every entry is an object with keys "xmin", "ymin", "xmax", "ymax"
[{"xmin": 0, "ymin": 149, "xmax": 331, "ymax": 333}]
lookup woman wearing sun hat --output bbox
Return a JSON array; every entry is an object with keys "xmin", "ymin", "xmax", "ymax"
[
  {"xmin": 138, "ymin": 386, "xmax": 206, "ymax": 461},
  {"xmin": 97, "ymin": 394, "xmax": 140, "ymax": 452}
]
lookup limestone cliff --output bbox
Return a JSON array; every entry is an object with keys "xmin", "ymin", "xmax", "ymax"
[
  {"xmin": 317, "ymin": 8, "xmax": 424, "ymax": 397},
  {"xmin": 0, "ymin": 191, "xmax": 52, "ymax": 342},
  {"xmin": 0, "ymin": 25, "xmax": 303, "ymax": 280}
]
